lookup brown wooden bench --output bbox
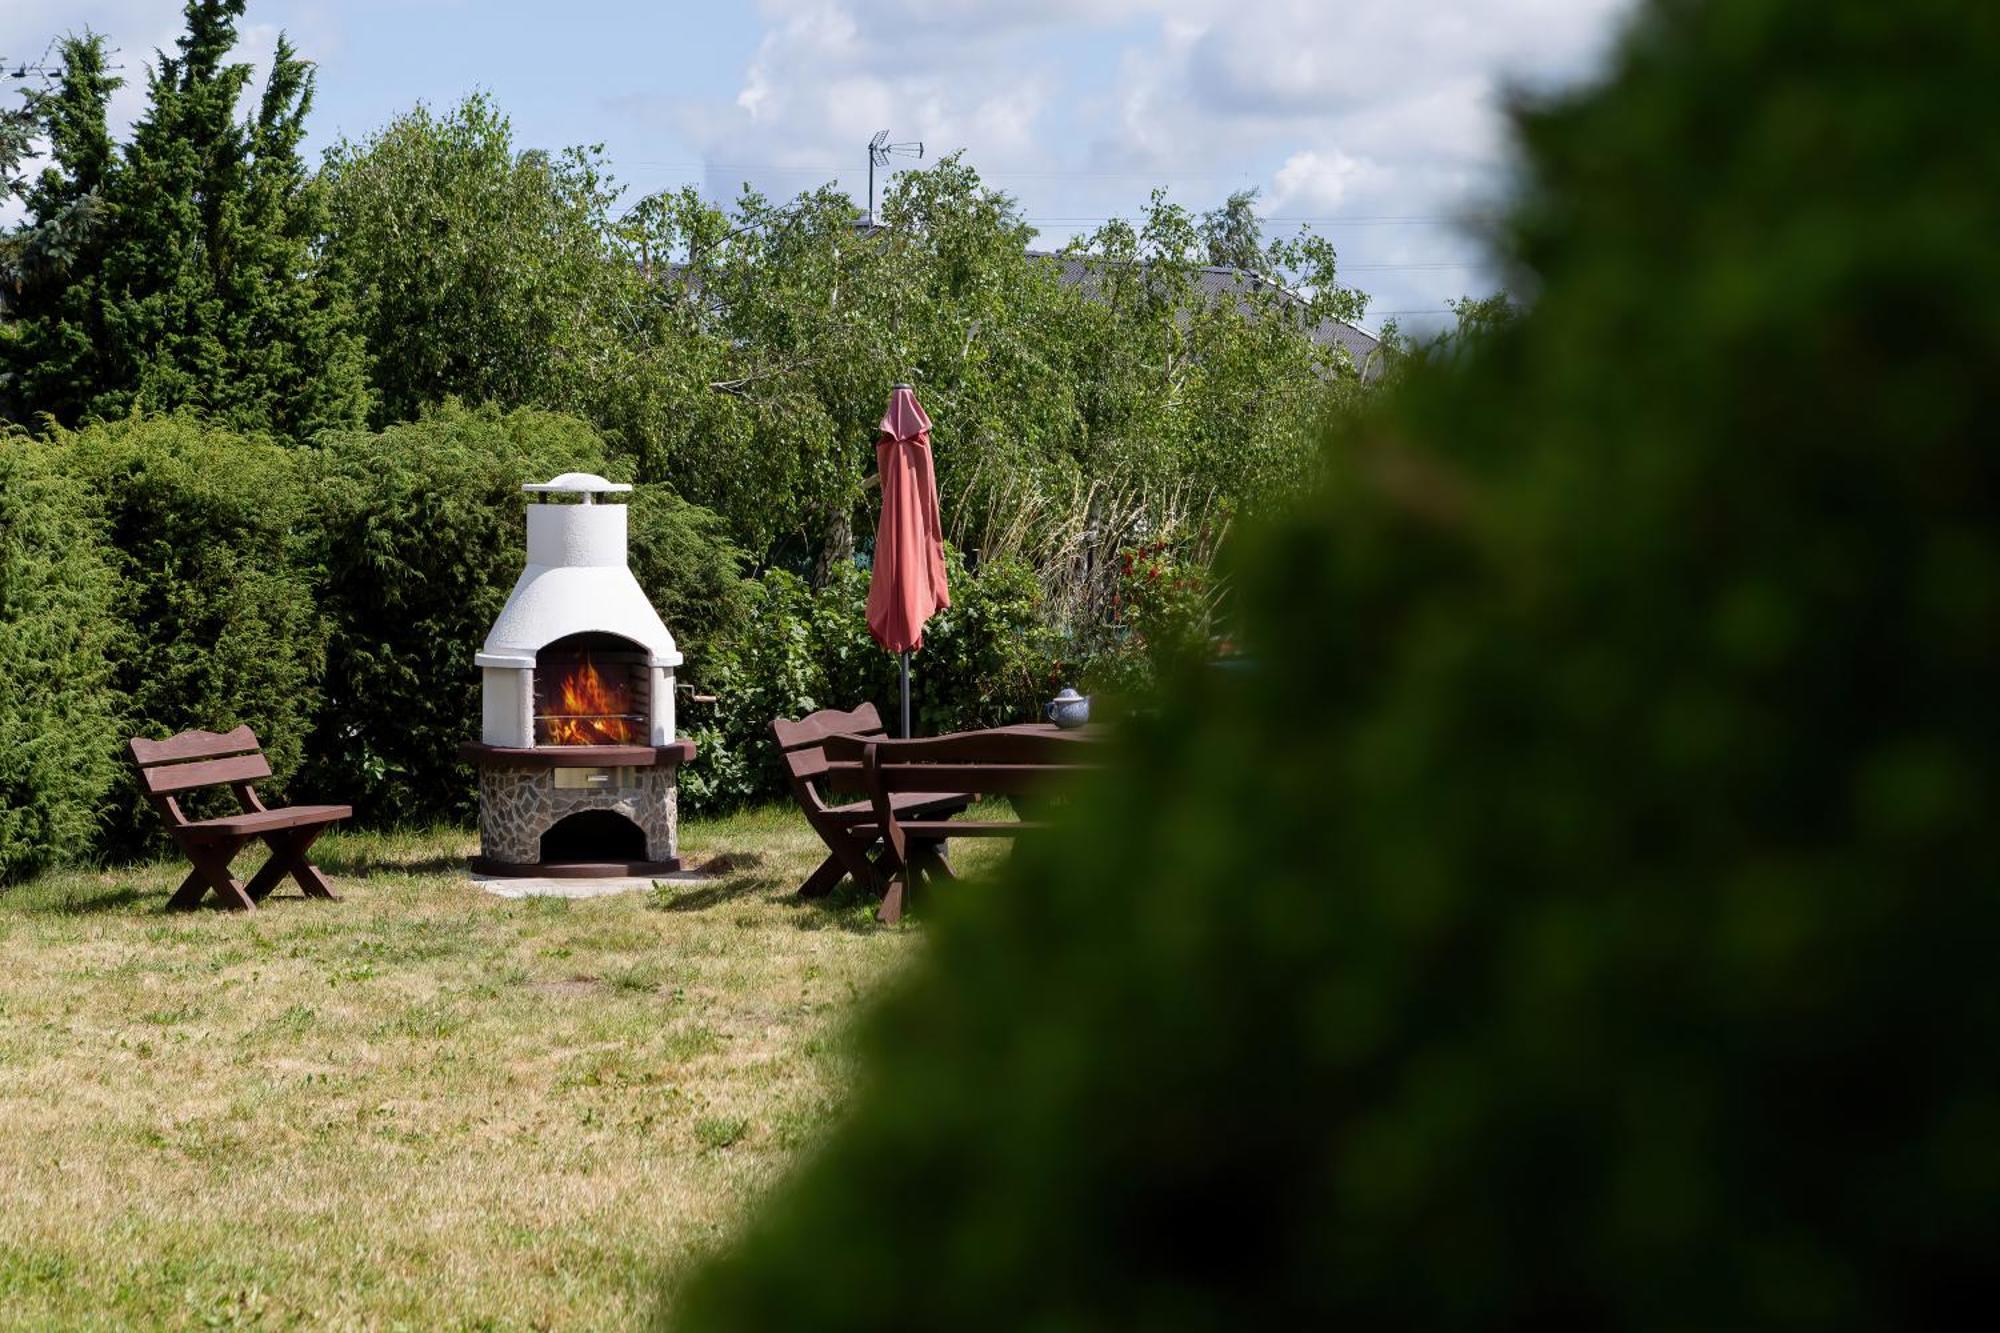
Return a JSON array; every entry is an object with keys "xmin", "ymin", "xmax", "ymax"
[
  {"xmin": 771, "ymin": 703, "xmax": 972, "ymax": 902},
  {"xmin": 820, "ymin": 726, "xmax": 1100, "ymax": 923},
  {"xmin": 128, "ymin": 726, "xmax": 350, "ymax": 912}
]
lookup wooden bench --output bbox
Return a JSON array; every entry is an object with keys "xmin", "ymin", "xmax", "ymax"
[
  {"xmin": 771, "ymin": 703, "xmax": 972, "ymax": 902},
  {"xmin": 821, "ymin": 726, "xmax": 1099, "ymax": 923},
  {"xmin": 128, "ymin": 726, "xmax": 350, "ymax": 912}
]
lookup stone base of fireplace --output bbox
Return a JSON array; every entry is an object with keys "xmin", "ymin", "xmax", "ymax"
[
  {"xmin": 468, "ymin": 855, "xmax": 686, "ymax": 877},
  {"xmin": 459, "ymin": 740, "xmax": 695, "ymax": 878}
]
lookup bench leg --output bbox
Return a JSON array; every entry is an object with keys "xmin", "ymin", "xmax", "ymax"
[
  {"xmin": 244, "ymin": 824, "xmax": 340, "ymax": 902},
  {"xmin": 877, "ymin": 873, "xmax": 911, "ymax": 925},
  {"xmin": 166, "ymin": 866, "xmax": 209, "ymax": 912},
  {"xmin": 802, "ymin": 822, "xmax": 884, "ymax": 900},
  {"xmin": 873, "ymin": 840, "xmax": 951, "ymax": 925},
  {"xmin": 292, "ymin": 852, "xmax": 340, "ymax": 901},
  {"xmin": 243, "ymin": 834, "xmax": 291, "ymax": 902},
  {"xmin": 796, "ymin": 852, "xmax": 848, "ymax": 900},
  {"xmin": 172, "ymin": 839, "xmax": 255, "ymax": 912}
]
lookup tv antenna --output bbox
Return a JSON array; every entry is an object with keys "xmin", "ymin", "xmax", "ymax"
[{"xmin": 865, "ymin": 130, "xmax": 923, "ymax": 225}]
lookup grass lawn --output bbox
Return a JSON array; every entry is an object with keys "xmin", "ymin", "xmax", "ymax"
[{"xmin": 0, "ymin": 805, "xmax": 1003, "ymax": 1328}]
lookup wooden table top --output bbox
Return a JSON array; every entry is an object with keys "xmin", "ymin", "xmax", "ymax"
[{"xmin": 977, "ymin": 721, "xmax": 1103, "ymax": 742}]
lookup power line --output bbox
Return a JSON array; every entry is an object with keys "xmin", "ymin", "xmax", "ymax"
[
  {"xmin": 622, "ymin": 161, "xmax": 1480, "ymax": 214},
  {"xmin": 1021, "ymin": 215, "xmax": 1461, "ymax": 226},
  {"xmin": 616, "ymin": 163, "xmax": 1490, "ymax": 235},
  {"xmin": 621, "ymin": 184, "xmax": 1466, "ymax": 230},
  {"xmin": 626, "ymin": 160, "xmax": 1484, "ymax": 196},
  {"xmin": 626, "ymin": 160, "xmax": 1278, "ymax": 181},
  {"xmin": 614, "ymin": 162, "xmax": 1487, "ymax": 268}
]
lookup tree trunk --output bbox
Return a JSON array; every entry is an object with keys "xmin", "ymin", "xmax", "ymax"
[
  {"xmin": 813, "ymin": 493, "xmax": 856, "ymax": 588},
  {"xmin": 813, "ymin": 472, "xmax": 879, "ymax": 587}
]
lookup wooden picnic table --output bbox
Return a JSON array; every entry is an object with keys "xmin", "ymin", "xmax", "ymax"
[{"xmin": 820, "ymin": 721, "xmax": 1103, "ymax": 921}]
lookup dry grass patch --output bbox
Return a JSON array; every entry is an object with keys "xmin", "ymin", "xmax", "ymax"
[{"xmin": 0, "ymin": 806, "xmax": 1012, "ymax": 1327}]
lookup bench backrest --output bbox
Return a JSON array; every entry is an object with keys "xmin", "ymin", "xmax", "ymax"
[
  {"xmin": 771, "ymin": 703, "xmax": 887, "ymax": 796},
  {"xmin": 128, "ymin": 726, "xmax": 271, "ymax": 797}
]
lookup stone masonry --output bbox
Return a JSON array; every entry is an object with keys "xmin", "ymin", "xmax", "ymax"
[{"xmin": 478, "ymin": 762, "xmax": 678, "ymax": 865}]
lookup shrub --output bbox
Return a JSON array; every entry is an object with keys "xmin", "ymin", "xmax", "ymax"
[
  {"xmin": 307, "ymin": 402, "xmax": 740, "ymax": 824},
  {"xmin": 680, "ymin": 548, "xmax": 1057, "ymax": 812},
  {"xmin": 58, "ymin": 416, "xmax": 325, "ymax": 855},
  {"xmin": 1064, "ymin": 535, "xmax": 1228, "ymax": 702},
  {"xmin": 676, "ymin": 569, "xmax": 825, "ymax": 811},
  {"xmin": 0, "ymin": 437, "xmax": 122, "ymax": 883},
  {"xmin": 668, "ymin": 0, "xmax": 2000, "ymax": 1327}
]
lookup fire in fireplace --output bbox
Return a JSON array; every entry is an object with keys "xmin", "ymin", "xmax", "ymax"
[{"xmin": 534, "ymin": 633, "xmax": 647, "ymax": 746}]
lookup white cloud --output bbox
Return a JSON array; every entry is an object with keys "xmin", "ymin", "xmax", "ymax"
[{"xmin": 1266, "ymin": 148, "xmax": 1387, "ymax": 215}]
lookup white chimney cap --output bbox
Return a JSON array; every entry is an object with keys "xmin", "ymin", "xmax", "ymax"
[{"xmin": 523, "ymin": 472, "xmax": 632, "ymax": 496}]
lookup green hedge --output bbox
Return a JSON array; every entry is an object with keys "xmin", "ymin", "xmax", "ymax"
[
  {"xmin": 59, "ymin": 417, "xmax": 326, "ymax": 856},
  {"xmin": 306, "ymin": 402, "xmax": 742, "ymax": 824},
  {"xmin": 668, "ymin": 0, "xmax": 2000, "ymax": 1326},
  {"xmin": 0, "ymin": 438, "xmax": 123, "ymax": 883}
]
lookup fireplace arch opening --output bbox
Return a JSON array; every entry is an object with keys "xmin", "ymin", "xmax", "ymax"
[{"xmin": 539, "ymin": 809, "xmax": 647, "ymax": 864}]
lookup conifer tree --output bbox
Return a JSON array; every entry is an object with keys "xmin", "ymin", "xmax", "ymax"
[
  {"xmin": 1, "ymin": 2, "xmax": 366, "ymax": 436},
  {"xmin": 0, "ymin": 37, "xmax": 117, "ymax": 418}
]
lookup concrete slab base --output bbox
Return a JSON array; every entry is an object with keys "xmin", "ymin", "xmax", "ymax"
[{"xmin": 472, "ymin": 868, "xmax": 713, "ymax": 900}]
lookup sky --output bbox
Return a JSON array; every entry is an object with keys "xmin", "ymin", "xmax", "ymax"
[{"xmin": 3, "ymin": 0, "xmax": 1640, "ymax": 333}]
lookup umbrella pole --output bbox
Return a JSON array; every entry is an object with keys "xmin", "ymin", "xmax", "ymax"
[{"xmin": 899, "ymin": 651, "xmax": 912, "ymax": 738}]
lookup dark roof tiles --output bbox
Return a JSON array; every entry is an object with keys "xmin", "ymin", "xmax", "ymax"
[{"xmin": 1034, "ymin": 252, "xmax": 1380, "ymax": 373}]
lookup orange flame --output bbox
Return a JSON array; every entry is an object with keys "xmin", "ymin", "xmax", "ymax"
[{"xmin": 540, "ymin": 654, "xmax": 639, "ymax": 746}]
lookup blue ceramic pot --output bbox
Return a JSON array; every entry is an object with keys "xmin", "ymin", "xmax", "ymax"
[{"xmin": 1045, "ymin": 688, "xmax": 1091, "ymax": 729}]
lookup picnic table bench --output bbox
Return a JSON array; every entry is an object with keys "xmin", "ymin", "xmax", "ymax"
[
  {"xmin": 820, "ymin": 723, "xmax": 1100, "ymax": 922},
  {"xmin": 771, "ymin": 704, "xmax": 973, "ymax": 903},
  {"xmin": 128, "ymin": 725, "xmax": 350, "ymax": 912}
]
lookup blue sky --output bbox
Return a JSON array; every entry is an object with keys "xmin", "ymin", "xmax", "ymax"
[{"xmin": 4, "ymin": 0, "xmax": 1639, "ymax": 332}]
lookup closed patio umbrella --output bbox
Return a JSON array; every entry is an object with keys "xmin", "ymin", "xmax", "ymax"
[{"xmin": 867, "ymin": 383, "xmax": 950, "ymax": 737}]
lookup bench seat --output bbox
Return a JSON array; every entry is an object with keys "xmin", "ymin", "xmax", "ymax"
[
  {"xmin": 819, "ymin": 792, "xmax": 971, "ymax": 825},
  {"xmin": 178, "ymin": 804, "xmax": 355, "ymax": 844}
]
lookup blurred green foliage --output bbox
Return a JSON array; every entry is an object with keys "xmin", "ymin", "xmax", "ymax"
[
  {"xmin": 0, "ymin": 439, "xmax": 122, "ymax": 883},
  {"xmin": 667, "ymin": 0, "xmax": 2000, "ymax": 1327}
]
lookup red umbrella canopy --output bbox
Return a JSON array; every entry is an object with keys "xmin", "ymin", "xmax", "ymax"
[{"xmin": 867, "ymin": 385, "xmax": 951, "ymax": 654}]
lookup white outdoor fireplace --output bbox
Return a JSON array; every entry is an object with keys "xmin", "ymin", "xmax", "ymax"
[{"xmin": 460, "ymin": 473, "xmax": 693, "ymax": 876}]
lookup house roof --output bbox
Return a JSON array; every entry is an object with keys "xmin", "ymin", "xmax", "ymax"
[{"xmin": 1031, "ymin": 252, "xmax": 1382, "ymax": 375}]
